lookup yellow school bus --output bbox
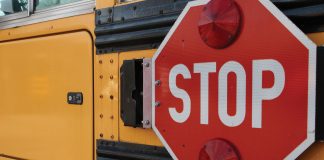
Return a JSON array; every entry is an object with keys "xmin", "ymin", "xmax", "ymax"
[{"xmin": 0, "ymin": 0, "xmax": 323, "ymax": 159}]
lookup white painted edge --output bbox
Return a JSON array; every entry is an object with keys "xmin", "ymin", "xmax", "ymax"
[
  {"xmin": 152, "ymin": 0, "xmax": 317, "ymax": 159},
  {"xmin": 0, "ymin": 0, "xmax": 95, "ymax": 30},
  {"xmin": 258, "ymin": 1, "xmax": 316, "ymax": 159},
  {"xmin": 152, "ymin": 0, "xmax": 210, "ymax": 159}
]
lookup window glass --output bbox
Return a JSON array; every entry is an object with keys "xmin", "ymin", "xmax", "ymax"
[
  {"xmin": 0, "ymin": 0, "xmax": 27, "ymax": 16},
  {"xmin": 36, "ymin": 0, "xmax": 86, "ymax": 10}
]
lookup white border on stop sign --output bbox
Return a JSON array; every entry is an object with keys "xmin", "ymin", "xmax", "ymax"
[
  {"xmin": 151, "ymin": 0, "xmax": 317, "ymax": 160},
  {"xmin": 259, "ymin": 0, "xmax": 317, "ymax": 159}
]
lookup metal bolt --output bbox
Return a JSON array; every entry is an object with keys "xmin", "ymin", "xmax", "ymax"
[
  {"xmin": 151, "ymin": 43, "xmax": 157, "ymax": 48},
  {"xmin": 99, "ymin": 60, "xmax": 103, "ymax": 64},
  {"xmin": 144, "ymin": 62, "xmax": 150, "ymax": 67},
  {"xmin": 155, "ymin": 80, "xmax": 161, "ymax": 86},
  {"xmin": 110, "ymin": 135, "xmax": 114, "ymax": 139},
  {"xmin": 99, "ymin": 75, "xmax": 103, "ymax": 79},
  {"xmin": 110, "ymin": 115, "xmax": 114, "ymax": 119},
  {"xmin": 100, "ymin": 133, "xmax": 103, "ymax": 137},
  {"xmin": 110, "ymin": 95, "xmax": 114, "ymax": 100},
  {"xmin": 110, "ymin": 75, "xmax": 114, "ymax": 79},
  {"xmin": 155, "ymin": 101, "xmax": 161, "ymax": 107},
  {"xmin": 100, "ymin": 114, "xmax": 103, "ymax": 118},
  {"xmin": 100, "ymin": 94, "xmax": 103, "ymax": 99},
  {"xmin": 110, "ymin": 59, "xmax": 114, "ymax": 63},
  {"xmin": 143, "ymin": 120, "xmax": 150, "ymax": 125}
]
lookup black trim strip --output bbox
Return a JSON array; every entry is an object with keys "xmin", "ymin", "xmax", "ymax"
[
  {"xmin": 97, "ymin": 140, "xmax": 172, "ymax": 160},
  {"xmin": 0, "ymin": 154, "xmax": 27, "ymax": 160},
  {"xmin": 316, "ymin": 46, "xmax": 324, "ymax": 141},
  {"xmin": 272, "ymin": 0, "xmax": 324, "ymax": 9},
  {"xmin": 96, "ymin": 27, "xmax": 170, "ymax": 46},
  {"xmin": 282, "ymin": 4, "xmax": 324, "ymax": 33},
  {"xmin": 95, "ymin": 13, "xmax": 179, "ymax": 36},
  {"xmin": 271, "ymin": 0, "xmax": 324, "ymax": 33},
  {"xmin": 95, "ymin": 0, "xmax": 191, "ymax": 54},
  {"xmin": 283, "ymin": 4, "xmax": 324, "ymax": 19}
]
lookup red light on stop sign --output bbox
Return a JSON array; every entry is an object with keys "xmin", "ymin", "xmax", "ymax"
[
  {"xmin": 198, "ymin": 0, "xmax": 241, "ymax": 49},
  {"xmin": 199, "ymin": 139, "xmax": 240, "ymax": 160}
]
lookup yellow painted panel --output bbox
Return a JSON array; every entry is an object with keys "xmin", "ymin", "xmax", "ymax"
[
  {"xmin": 307, "ymin": 32, "xmax": 324, "ymax": 46},
  {"xmin": 96, "ymin": 0, "xmax": 115, "ymax": 9},
  {"xmin": 118, "ymin": 49, "xmax": 162, "ymax": 146},
  {"xmin": 0, "ymin": 14, "xmax": 94, "ymax": 42},
  {"xmin": 0, "ymin": 31, "xmax": 93, "ymax": 160},
  {"xmin": 94, "ymin": 53, "xmax": 119, "ymax": 141},
  {"xmin": 298, "ymin": 142, "xmax": 324, "ymax": 160}
]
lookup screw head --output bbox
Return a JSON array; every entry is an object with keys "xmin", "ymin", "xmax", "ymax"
[
  {"xmin": 144, "ymin": 62, "xmax": 150, "ymax": 67},
  {"xmin": 143, "ymin": 120, "xmax": 150, "ymax": 125},
  {"xmin": 110, "ymin": 59, "xmax": 114, "ymax": 63},
  {"xmin": 155, "ymin": 80, "xmax": 161, "ymax": 86},
  {"xmin": 155, "ymin": 101, "xmax": 161, "ymax": 107}
]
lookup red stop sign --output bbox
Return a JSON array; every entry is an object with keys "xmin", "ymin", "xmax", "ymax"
[{"xmin": 152, "ymin": 0, "xmax": 317, "ymax": 159}]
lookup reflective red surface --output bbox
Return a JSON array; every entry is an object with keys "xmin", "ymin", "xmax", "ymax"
[
  {"xmin": 154, "ymin": 0, "xmax": 313, "ymax": 159},
  {"xmin": 199, "ymin": 139, "xmax": 240, "ymax": 160},
  {"xmin": 198, "ymin": 0, "xmax": 241, "ymax": 49}
]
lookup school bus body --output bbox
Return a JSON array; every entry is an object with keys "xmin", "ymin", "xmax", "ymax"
[
  {"xmin": 0, "ymin": 14, "xmax": 95, "ymax": 160},
  {"xmin": 0, "ymin": 0, "xmax": 323, "ymax": 159}
]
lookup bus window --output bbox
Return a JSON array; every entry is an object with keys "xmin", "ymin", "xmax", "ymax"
[
  {"xmin": 0, "ymin": 0, "xmax": 27, "ymax": 16},
  {"xmin": 35, "ymin": 0, "xmax": 90, "ymax": 10}
]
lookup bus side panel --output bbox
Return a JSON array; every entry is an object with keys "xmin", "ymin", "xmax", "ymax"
[
  {"xmin": 0, "ymin": 31, "xmax": 93, "ymax": 160},
  {"xmin": 299, "ymin": 142, "xmax": 324, "ymax": 160}
]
